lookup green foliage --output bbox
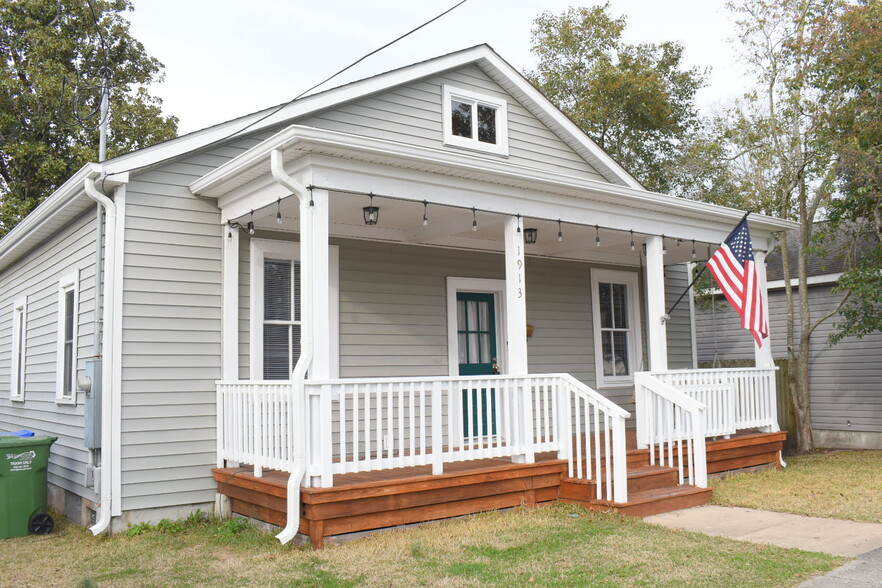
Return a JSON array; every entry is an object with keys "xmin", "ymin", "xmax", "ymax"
[
  {"xmin": 0, "ymin": 0, "xmax": 177, "ymax": 236},
  {"xmin": 815, "ymin": 0, "xmax": 882, "ymax": 343},
  {"xmin": 527, "ymin": 4, "xmax": 707, "ymax": 193}
]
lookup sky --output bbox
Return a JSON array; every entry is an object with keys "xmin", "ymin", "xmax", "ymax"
[{"xmin": 125, "ymin": 0, "xmax": 749, "ymax": 135}]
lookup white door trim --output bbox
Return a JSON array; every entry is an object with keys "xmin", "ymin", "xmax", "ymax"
[{"xmin": 446, "ymin": 277, "xmax": 507, "ymax": 377}]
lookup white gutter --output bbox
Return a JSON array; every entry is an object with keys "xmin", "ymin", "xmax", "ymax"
[
  {"xmin": 83, "ymin": 175, "xmax": 118, "ymax": 535},
  {"xmin": 269, "ymin": 149, "xmax": 312, "ymax": 545}
]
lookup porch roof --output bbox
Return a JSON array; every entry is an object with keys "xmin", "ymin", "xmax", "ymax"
[{"xmin": 190, "ymin": 124, "xmax": 798, "ymax": 254}]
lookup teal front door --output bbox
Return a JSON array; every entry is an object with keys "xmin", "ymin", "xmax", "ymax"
[{"xmin": 456, "ymin": 292, "xmax": 498, "ymax": 437}]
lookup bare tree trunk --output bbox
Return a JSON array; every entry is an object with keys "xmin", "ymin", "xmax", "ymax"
[{"xmin": 793, "ymin": 180, "xmax": 815, "ymax": 453}]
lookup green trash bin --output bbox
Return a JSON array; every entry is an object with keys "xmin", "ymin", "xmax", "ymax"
[{"xmin": 0, "ymin": 434, "xmax": 57, "ymax": 538}]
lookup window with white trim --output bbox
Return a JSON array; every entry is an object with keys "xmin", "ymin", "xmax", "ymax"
[
  {"xmin": 251, "ymin": 241, "xmax": 301, "ymax": 380},
  {"xmin": 442, "ymin": 85, "xmax": 509, "ymax": 156},
  {"xmin": 56, "ymin": 271, "xmax": 79, "ymax": 403},
  {"xmin": 10, "ymin": 297, "xmax": 26, "ymax": 401},
  {"xmin": 590, "ymin": 269, "xmax": 642, "ymax": 386}
]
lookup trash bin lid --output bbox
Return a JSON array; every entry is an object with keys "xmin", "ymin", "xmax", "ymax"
[
  {"xmin": 0, "ymin": 434, "xmax": 57, "ymax": 447},
  {"xmin": 0, "ymin": 430, "xmax": 35, "ymax": 437}
]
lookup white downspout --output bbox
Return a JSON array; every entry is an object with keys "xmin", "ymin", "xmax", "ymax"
[
  {"xmin": 270, "ymin": 148, "xmax": 312, "ymax": 545},
  {"xmin": 84, "ymin": 175, "xmax": 117, "ymax": 535}
]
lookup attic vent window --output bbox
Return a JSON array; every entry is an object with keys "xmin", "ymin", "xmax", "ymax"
[{"xmin": 443, "ymin": 85, "xmax": 508, "ymax": 156}]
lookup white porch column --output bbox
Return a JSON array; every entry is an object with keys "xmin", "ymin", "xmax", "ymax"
[
  {"xmin": 309, "ymin": 189, "xmax": 331, "ymax": 380},
  {"xmin": 222, "ymin": 224, "xmax": 239, "ymax": 381},
  {"xmin": 753, "ymin": 248, "xmax": 774, "ymax": 369},
  {"xmin": 645, "ymin": 236, "xmax": 668, "ymax": 371},
  {"xmin": 504, "ymin": 215, "xmax": 528, "ymax": 374},
  {"xmin": 504, "ymin": 215, "xmax": 533, "ymax": 464}
]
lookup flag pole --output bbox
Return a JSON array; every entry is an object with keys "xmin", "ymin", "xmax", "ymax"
[{"xmin": 666, "ymin": 211, "xmax": 751, "ymax": 316}]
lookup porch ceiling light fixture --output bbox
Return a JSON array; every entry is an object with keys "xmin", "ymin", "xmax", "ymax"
[
  {"xmin": 595, "ymin": 224, "xmax": 601, "ymax": 247},
  {"xmin": 557, "ymin": 219, "xmax": 563, "ymax": 242},
  {"xmin": 472, "ymin": 207, "xmax": 478, "ymax": 231},
  {"xmin": 363, "ymin": 193, "xmax": 379, "ymax": 226},
  {"xmin": 524, "ymin": 227, "xmax": 538, "ymax": 244},
  {"xmin": 276, "ymin": 198, "xmax": 283, "ymax": 224},
  {"xmin": 422, "ymin": 200, "xmax": 429, "ymax": 226},
  {"xmin": 630, "ymin": 229, "xmax": 635, "ymax": 251},
  {"xmin": 247, "ymin": 210, "xmax": 255, "ymax": 235}
]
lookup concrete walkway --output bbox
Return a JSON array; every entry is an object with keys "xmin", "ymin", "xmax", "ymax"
[{"xmin": 644, "ymin": 505, "xmax": 882, "ymax": 586}]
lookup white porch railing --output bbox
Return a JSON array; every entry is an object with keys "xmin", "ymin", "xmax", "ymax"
[
  {"xmin": 634, "ymin": 372, "xmax": 708, "ymax": 488},
  {"xmin": 216, "ymin": 373, "xmax": 631, "ymax": 504},
  {"xmin": 650, "ymin": 367, "xmax": 779, "ymax": 434}
]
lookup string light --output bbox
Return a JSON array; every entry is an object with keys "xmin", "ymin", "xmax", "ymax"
[
  {"xmin": 595, "ymin": 224, "xmax": 600, "ymax": 247},
  {"xmin": 227, "ymin": 221, "xmax": 233, "ymax": 242},
  {"xmin": 557, "ymin": 219, "xmax": 563, "ymax": 242},
  {"xmin": 516, "ymin": 213, "xmax": 521, "ymax": 233},
  {"xmin": 247, "ymin": 210, "xmax": 255, "ymax": 235},
  {"xmin": 472, "ymin": 207, "xmax": 477, "ymax": 231},
  {"xmin": 630, "ymin": 230, "xmax": 635, "ymax": 251},
  {"xmin": 662, "ymin": 235, "xmax": 666, "ymax": 255},
  {"xmin": 692, "ymin": 239, "xmax": 697, "ymax": 259},
  {"xmin": 276, "ymin": 198, "xmax": 282, "ymax": 224},
  {"xmin": 422, "ymin": 200, "xmax": 429, "ymax": 226}
]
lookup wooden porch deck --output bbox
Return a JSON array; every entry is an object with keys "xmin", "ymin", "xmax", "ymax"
[{"xmin": 213, "ymin": 430, "xmax": 786, "ymax": 548}]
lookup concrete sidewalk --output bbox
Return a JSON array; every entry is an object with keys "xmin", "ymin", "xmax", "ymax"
[{"xmin": 644, "ymin": 505, "xmax": 882, "ymax": 586}]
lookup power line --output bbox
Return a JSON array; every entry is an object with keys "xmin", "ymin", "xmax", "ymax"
[{"xmin": 100, "ymin": 0, "xmax": 470, "ymax": 180}]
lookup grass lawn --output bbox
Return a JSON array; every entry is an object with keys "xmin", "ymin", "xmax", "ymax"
[
  {"xmin": 0, "ymin": 503, "xmax": 842, "ymax": 587},
  {"xmin": 711, "ymin": 450, "xmax": 882, "ymax": 523}
]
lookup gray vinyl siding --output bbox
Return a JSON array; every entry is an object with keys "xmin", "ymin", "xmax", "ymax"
[
  {"xmin": 299, "ymin": 65, "xmax": 608, "ymax": 182},
  {"xmin": 119, "ymin": 134, "xmax": 273, "ymax": 512},
  {"xmin": 695, "ymin": 284, "xmax": 882, "ymax": 434},
  {"xmin": 0, "ymin": 210, "xmax": 98, "ymax": 501},
  {"xmin": 665, "ymin": 264, "xmax": 695, "ymax": 369},
  {"xmin": 238, "ymin": 237, "xmax": 643, "ymax": 405}
]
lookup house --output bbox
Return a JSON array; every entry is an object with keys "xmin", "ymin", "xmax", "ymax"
[
  {"xmin": 696, "ymin": 229, "xmax": 882, "ymax": 450},
  {"xmin": 0, "ymin": 45, "xmax": 796, "ymax": 545}
]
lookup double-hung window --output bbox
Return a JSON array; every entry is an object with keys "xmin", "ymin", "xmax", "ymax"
[
  {"xmin": 56, "ymin": 271, "xmax": 79, "ymax": 404},
  {"xmin": 10, "ymin": 297, "xmax": 27, "ymax": 401},
  {"xmin": 442, "ymin": 85, "xmax": 508, "ymax": 156},
  {"xmin": 591, "ymin": 269, "xmax": 642, "ymax": 386},
  {"xmin": 251, "ymin": 241, "xmax": 301, "ymax": 380}
]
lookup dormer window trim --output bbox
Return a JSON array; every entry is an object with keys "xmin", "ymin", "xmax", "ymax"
[{"xmin": 442, "ymin": 85, "xmax": 509, "ymax": 156}]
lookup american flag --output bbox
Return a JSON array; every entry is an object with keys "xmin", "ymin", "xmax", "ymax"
[{"xmin": 707, "ymin": 217, "xmax": 769, "ymax": 346}]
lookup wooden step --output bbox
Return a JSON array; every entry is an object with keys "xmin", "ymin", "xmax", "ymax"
[
  {"xmin": 564, "ymin": 484, "xmax": 713, "ymax": 518},
  {"xmin": 612, "ymin": 485, "xmax": 713, "ymax": 517},
  {"xmin": 559, "ymin": 464, "xmax": 679, "ymax": 501}
]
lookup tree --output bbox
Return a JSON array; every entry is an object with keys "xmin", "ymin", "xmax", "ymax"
[
  {"xmin": 692, "ymin": 0, "xmax": 849, "ymax": 454},
  {"xmin": 527, "ymin": 4, "xmax": 707, "ymax": 193},
  {"xmin": 0, "ymin": 0, "xmax": 177, "ymax": 236},
  {"xmin": 816, "ymin": 0, "xmax": 882, "ymax": 344}
]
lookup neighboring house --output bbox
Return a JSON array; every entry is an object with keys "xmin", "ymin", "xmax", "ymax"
[
  {"xmin": 696, "ymin": 229, "xmax": 882, "ymax": 450},
  {"xmin": 0, "ymin": 45, "xmax": 795, "ymax": 542}
]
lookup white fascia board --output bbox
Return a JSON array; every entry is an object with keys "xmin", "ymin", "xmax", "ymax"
[
  {"xmin": 475, "ymin": 52, "xmax": 642, "ymax": 189},
  {"xmin": 194, "ymin": 125, "xmax": 797, "ymax": 241},
  {"xmin": 0, "ymin": 165, "xmax": 129, "ymax": 272},
  {"xmin": 766, "ymin": 273, "xmax": 843, "ymax": 290}
]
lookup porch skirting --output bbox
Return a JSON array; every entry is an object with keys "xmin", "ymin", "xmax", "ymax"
[{"xmin": 213, "ymin": 430, "xmax": 786, "ymax": 548}]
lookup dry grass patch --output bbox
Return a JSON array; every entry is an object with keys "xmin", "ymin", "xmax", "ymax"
[
  {"xmin": 0, "ymin": 504, "xmax": 843, "ymax": 587},
  {"xmin": 712, "ymin": 450, "xmax": 882, "ymax": 523}
]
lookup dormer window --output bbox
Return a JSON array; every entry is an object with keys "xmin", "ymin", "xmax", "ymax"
[{"xmin": 443, "ymin": 85, "xmax": 508, "ymax": 156}]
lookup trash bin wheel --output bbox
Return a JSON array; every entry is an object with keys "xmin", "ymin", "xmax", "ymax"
[{"xmin": 29, "ymin": 512, "xmax": 54, "ymax": 535}]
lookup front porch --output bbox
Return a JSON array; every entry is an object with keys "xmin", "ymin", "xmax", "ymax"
[
  {"xmin": 213, "ymin": 367, "xmax": 784, "ymax": 547},
  {"xmin": 214, "ymin": 426, "xmax": 786, "ymax": 549}
]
